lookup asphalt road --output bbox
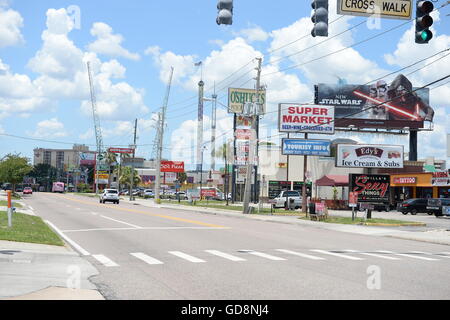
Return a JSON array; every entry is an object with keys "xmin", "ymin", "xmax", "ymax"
[{"xmin": 22, "ymin": 193, "xmax": 450, "ymax": 300}]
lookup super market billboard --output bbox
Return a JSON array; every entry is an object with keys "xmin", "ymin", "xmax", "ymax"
[{"xmin": 315, "ymin": 74, "xmax": 433, "ymax": 130}]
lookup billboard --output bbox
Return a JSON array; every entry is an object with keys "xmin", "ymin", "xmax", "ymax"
[
  {"xmin": 282, "ymin": 139, "xmax": 331, "ymax": 156},
  {"xmin": 161, "ymin": 161, "xmax": 184, "ymax": 173},
  {"xmin": 79, "ymin": 152, "xmax": 96, "ymax": 166},
  {"xmin": 336, "ymin": 144, "xmax": 404, "ymax": 168},
  {"xmin": 228, "ymin": 88, "xmax": 266, "ymax": 114},
  {"xmin": 337, "ymin": 0, "xmax": 412, "ymax": 20},
  {"xmin": 349, "ymin": 174, "xmax": 390, "ymax": 203},
  {"xmin": 315, "ymin": 74, "xmax": 433, "ymax": 129},
  {"xmin": 278, "ymin": 104, "xmax": 335, "ymax": 134}
]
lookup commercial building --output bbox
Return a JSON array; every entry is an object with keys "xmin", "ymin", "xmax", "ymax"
[{"xmin": 33, "ymin": 144, "xmax": 95, "ymax": 170}]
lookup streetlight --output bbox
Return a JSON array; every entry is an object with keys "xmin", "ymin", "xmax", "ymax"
[{"xmin": 199, "ymin": 145, "xmax": 207, "ymax": 200}]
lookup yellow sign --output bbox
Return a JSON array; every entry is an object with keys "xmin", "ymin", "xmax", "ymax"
[{"xmin": 338, "ymin": 0, "xmax": 412, "ymax": 19}]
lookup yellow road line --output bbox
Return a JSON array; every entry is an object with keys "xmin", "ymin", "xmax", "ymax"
[{"xmin": 55, "ymin": 194, "xmax": 226, "ymax": 228}]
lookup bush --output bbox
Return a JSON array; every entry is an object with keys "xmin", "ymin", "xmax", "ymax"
[{"xmin": 77, "ymin": 183, "xmax": 92, "ymax": 193}]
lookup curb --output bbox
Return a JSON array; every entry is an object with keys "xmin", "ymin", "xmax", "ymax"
[{"xmin": 360, "ymin": 222, "xmax": 427, "ymax": 227}]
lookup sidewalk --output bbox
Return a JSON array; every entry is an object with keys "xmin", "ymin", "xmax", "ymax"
[
  {"xmin": 122, "ymin": 197, "xmax": 450, "ymax": 246},
  {"xmin": 0, "ymin": 192, "xmax": 104, "ymax": 300}
]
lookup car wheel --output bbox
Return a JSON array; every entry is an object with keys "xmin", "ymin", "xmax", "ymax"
[
  {"xmin": 99, "ymin": 199, "xmax": 102, "ymax": 203},
  {"xmin": 427, "ymin": 212, "xmax": 434, "ymax": 216},
  {"xmin": 402, "ymin": 211, "xmax": 408, "ymax": 215},
  {"xmin": 411, "ymin": 209, "xmax": 418, "ymax": 215},
  {"xmin": 117, "ymin": 201, "xmax": 120, "ymax": 204}
]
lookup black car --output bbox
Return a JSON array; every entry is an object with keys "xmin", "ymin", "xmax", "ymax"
[{"xmin": 397, "ymin": 198, "xmax": 430, "ymax": 215}]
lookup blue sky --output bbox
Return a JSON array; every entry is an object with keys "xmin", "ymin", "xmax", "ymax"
[{"xmin": 0, "ymin": 0, "xmax": 449, "ymax": 169}]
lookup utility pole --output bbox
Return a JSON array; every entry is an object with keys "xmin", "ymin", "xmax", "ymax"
[
  {"xmin": 211, "ymin": 83, "xmax": 217, "ymax": 172},
  {"xmin": 155, "ymin": 67, "xmax": 174, "ymax": 204},
  {"xmin": 129, "ymin": 118, "xmax": 138, "ymax": 201},
  {"xmin": 243, "ymin": 57, "xmax": 262, "ymax": 214},
  {"xmin": 302, "ymin": 133, "xmax": 309, "ymax": 216}
]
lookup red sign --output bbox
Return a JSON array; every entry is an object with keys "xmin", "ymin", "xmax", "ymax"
[
  {"xmin": 393, "ymin": 177, "xmax": 417, "ymax": 184},
  {"xmin": 201, "ymin": 189, "xmax": 217, "ymax": 197},
  {"xmin": 161, "ymin": 161, "xmax": 185, "ymax": 173},
  {"xmin": 108, "ymin": 147, "xmax": 135, "ymax": 154}
]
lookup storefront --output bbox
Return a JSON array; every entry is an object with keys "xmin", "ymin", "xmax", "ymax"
[{"xmin": 390, "ymin": 173, "xmax": 445, "ymax": 205}]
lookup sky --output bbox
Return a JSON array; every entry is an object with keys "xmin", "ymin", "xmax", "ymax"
[{"xmin": 0, "ymin": 0, "xmax": 449, "ymax": 170}]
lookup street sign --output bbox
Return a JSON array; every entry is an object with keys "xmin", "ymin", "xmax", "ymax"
[
  {"xmin": 360, "ymin": 203, "xmax": 375, "ymax": 210},
  {"xmin": 337, "ymin": 0, "xmax": 412, "ymax": 20}
]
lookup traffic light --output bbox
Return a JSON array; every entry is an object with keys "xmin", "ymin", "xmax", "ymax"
[
  {"xmin": 217, "ymin": 0, "xmax": 233, "ymax": 25},
  {"xmin": 415, "ymin": 1, "xmax": 433, "ymax": 44},
  {"xmin": 311, "ymin": 0, "xmax": 328, "ymax": 37}
]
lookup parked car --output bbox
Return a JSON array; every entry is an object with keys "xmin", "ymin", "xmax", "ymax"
[
  {"xmin": 428, "ymin": 198, "xmax": 450, "ymax": 217},
  {"xmin": 272, "ymin": 191, "xmax": 302, "ymax": 209},
  {"xmin": 397, "ymin": 198, "xmax": 431, "ymax": 215},
  {"xmin": 142, "ymin": 189, "xmax": 154, "ymax": 198},
  {"xmin": 170, "ymin": 191, "xmax": 187, "ymax": 200},
  {"xmin": 15, "ymin": 187, "xmax": 23, "ymax": 193},
  {"xmin": 100, "ymin": 189, "xmax": 120, "ymax": 204},
  {"xmin": 23, "ymin": 187, "xmax": 33, "ymax": 195}
]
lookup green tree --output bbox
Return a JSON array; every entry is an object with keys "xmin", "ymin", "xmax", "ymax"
[
  {"xmin": 177, "ymin": 172, "xmax": 187, "ymax": 185},
  {"xmin": 105, "ymin": 152, "xmax": 118, "ymax": 188},
  {"xmin": 29, "ymin": 163, "xmax": 58, "ymax": 191},
  {"xmin": 0, "ymin": 154, "xmax": 33, "ymax": 193},
  {"xmin": 118, "ymin": 166, "xmax": 141, "ymax": 190}
]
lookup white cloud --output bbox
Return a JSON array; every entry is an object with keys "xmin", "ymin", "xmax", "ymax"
[
  {"xmin": 28, "ymin": 118, "xmax": 68, "ymax": 138},
  {"xmin": 88, "ymin": 22, "xmax": 140, "ymax": 61},
  {"xmin": 234, "ymin": 25, "xmax": 269, "ymax": 43},
  {"xmin": 0, "ymin": 5, "xmax": 24, "ymax": 48}
]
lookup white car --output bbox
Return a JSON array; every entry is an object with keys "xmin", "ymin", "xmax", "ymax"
[
  {"xmin": 100, "ymin": 189, "xmax": 120, "ymax": 204},
  {"xmin": 272, "ymin": 191, "xmax": 302, "ymax": 209}
]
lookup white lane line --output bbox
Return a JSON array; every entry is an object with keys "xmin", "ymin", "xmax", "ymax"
[
  {"xmin": 310, "ymin": 249, "xmax": 364, "ymax": 261},
  {"xmin": 435, "ymin": 252, "xmax": 450, "ymax": 258},
  {"xmin": 275, "ymin": 249, "xmax": 325, "ymax": 260},
  {"xmin": 45, "ymin": 220, "xmax": 90, "ymax": 256},
  {"xmin": 100, "ymin": 215, "xmax": 142, "ymax": 229},
  {"xmin": 92, "ymin": 254, "xmax": 119, "ymax": 267},
  {"xmin": 168, "ymin": 251, "xmax": 206, "ymax": 263},
  {"xmin": 205, "ymin": 250, "xmax": 246, "ymax": 262},
  {"xmin": 376, "ymin": 250, "xmax": 439, "ymax": 261},
  {"xmin": 344, "ymin": 250, "xmax": 400, "ymax": 260},
  {"xmin": 131, "ymin": 252, "xmax": 164, "ymax": 265},
  {"xmin": 245, "ymin": 251, "xmax": 286, "ymax": 261},
  {"xmin": 91, "ymin": 212, "xmax": 99, "ymax": 216},
  {"xmin": 62, "ymin": 226, "xmax": 229, "ymax": 233}
]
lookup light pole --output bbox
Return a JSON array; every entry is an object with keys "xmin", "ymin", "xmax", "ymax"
[{"xmin": 199, "ymin": 145, "xmax": 207, "ymax": 200}]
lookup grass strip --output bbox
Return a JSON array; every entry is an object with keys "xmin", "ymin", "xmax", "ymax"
[
  {"xmin": 0, "ymin": 200, "xmax": 22, "ymax": 208},
  {"xmin": 300, "ymin": 216, "xmax": 426, "ymax": 226},
  {"xmin": 0, "ymin": 211, "xmax": 64, "ymax": 246}
]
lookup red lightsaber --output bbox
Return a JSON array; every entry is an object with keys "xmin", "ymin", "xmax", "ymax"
[{"xmin": 353, "ymin": 90, "xmax": 420, "ymax": 120}]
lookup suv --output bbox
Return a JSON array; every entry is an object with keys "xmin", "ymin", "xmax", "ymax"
[
  {"xmin": 428, "ymin": 198, "xmax": 450, "ymax": 217},
  {"xmin": 100, "ymin": 189, "xmax": 120, "ymax": 204},
  {"xmin": 272, "ymin": 191, "xmax": 302, "ymax": 209},
  {"xmin": 397, "ymin": 198, "xmax": 430, "ymax": 215}
]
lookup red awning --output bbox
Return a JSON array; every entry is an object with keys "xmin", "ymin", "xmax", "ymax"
[{"xmin": 315, "ymin": 175, "xmax": 349, "ymax": 187}]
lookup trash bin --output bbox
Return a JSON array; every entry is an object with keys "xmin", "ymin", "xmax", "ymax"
[
  {"xmin": 309, "ymin": 202, "xmax": 316, "ymax": 215},
  {"xmin": 289, "ymin": 198, "xmax": 295, "ymax": 210}
]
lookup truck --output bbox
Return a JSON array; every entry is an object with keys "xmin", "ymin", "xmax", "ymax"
[{"xmin": 52, "ymin": 182, "xmax": 65, "ymax": 193}]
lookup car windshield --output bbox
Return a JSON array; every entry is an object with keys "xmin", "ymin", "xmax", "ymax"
[
  {"xmin": 106, "ymin": 190, "xmax": 118, "ymax": 194},
  {"xmin": 283, "ymin": 191, "xmax": 300, "ymax": 197}
]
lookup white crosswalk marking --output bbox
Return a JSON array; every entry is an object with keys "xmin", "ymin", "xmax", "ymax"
[
  {"xmin": 205, "ymin": 250, "xmax": 246, "ymax": 261},
  {"xmin": 376, "ymin": 250, "xmax": 439, "ymax": 261},
  {"xmin": 245, "ymin": 251, "xmax": 286, "ymax": 261},
  {"xmin": 131, "ymin": 252, "xmax": 164, "ymax": 265},
  {"xmin": 92, "ymin": 254, "xmax": 119, "ymax": 267},
  {"xmin": 275, "ymin": 249, "xmax": 325, "ymax": 260},
  {"xmin": 169, "ymin": 251, "xmax": 206, "ymax": 263},
  {"xmin": 310, "ymin": 250, "xmax": 364, "ymax": 260},
  {"xmin": 344, "ymin": 250, "xmax": 401, "ymax": 260}
]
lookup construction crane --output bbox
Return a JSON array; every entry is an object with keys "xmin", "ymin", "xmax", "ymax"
[
  {"xmin": 87, "ymin": 61, "xmax": 104, "ymax": 195},
  {"xmin": 154, "ymin": 67, "xmax": 174, "ymax": 203}
]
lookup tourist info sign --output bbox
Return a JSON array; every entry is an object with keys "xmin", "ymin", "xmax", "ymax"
[{"xmin": 337, "ymin": 0, "xmax": 412, "ymax": 20}]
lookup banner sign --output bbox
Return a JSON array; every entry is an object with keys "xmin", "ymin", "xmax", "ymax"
[
  {"xmin": 282, "ymin": 139, "xmax": 331, "ymax": 156},
  {"xmin": 349, "ymin": 192, "xmax": 358, "ymax": 207},
  {"xmin": 393, "ymin": 177, "xmax": 417, "ymax": 184},
  {"xmin": 187, "ymin": 189, "xmax": 200, "ymax": 201},
  {"xmin": 79, "ymin": 152, "xmax": 96, "ymax": 165},
  {"xmin": 108, "ymin": 147, "xmax": 135, "ymax": 154},
  {"xmin": 278, "ymin": 104, "xmax": 335, "ymax": 134},
  {"xmin": 201, "ymin": 189, "xmax": 217, "ymax": 198},
  {"xmin": 337, "ymin": 0, "xmax": 412, "ymax": 20},
  {"xmin": 349, "ymin": 174, "xmax": 390, "ymax": 203},
  {"xmin": 336, "ymin": 144, "xmax": 404, "ymax": 168},
  {"xmin": 161, "ymin": 161, "xmax": 185, "ymax": 173},
  {"xmin": 164, "ymin": 172, "xmax": 178, "ymax": 183},
  {"xmin": 315, "ymin": 74, "xmax": 432, "ymax": 129},
  {"xmin": 432, "ymin": 172, "xmax": 450, "ymax": 186},
  {"xmin": 228, "ymin": 88, "xmax": 266, "ymax": 114}
]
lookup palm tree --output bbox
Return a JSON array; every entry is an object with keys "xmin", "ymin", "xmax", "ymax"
[
  {"xmin": 215, "ymin": 143, "xmax": 231, "ymax": 205},
  {"xmin": 118, "ymin": 166, "xmax": 141, "ymax": 192},
  {"xmin": 105, "ymin": 152, "xmax": 118, "ymax": 188}
]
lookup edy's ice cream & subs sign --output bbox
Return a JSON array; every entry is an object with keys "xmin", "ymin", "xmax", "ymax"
[{"xmin": 336, "ymin": 144, "xmax": 404, "ymax": 168}]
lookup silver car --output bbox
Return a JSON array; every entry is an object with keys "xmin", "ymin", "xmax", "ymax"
[{"xmin": 100, "ymin": 189, "xmax": 120, "ymax": 204}]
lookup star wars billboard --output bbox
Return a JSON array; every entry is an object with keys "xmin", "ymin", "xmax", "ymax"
[{"xmin": 315, "ymin": 74, "xmax": 433, "ymax": 130}]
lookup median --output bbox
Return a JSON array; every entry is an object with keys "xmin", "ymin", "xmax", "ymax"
[{"xmin": 0, "ymin": 211, "xmax": 64, "ymax": 246}]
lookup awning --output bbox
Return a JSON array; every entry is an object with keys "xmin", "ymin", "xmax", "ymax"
[{"xmin": 315, "ymin": 175, "xmax": 349, "ymax": 187}]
